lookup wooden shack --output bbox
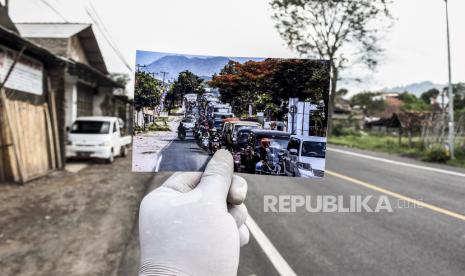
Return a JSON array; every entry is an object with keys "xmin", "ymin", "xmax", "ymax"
[{"xmin": 0, "ymin": 25, "xmax": 64, "ymax": 183}]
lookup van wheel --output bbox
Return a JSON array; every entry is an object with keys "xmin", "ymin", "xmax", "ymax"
[
  {"xmin": 120, "ymin": 146, "xmax": 128, "ymax": 157},
  {"xmin": 107, "ymin": 149, "xmax": 114, "ymax": 164}
]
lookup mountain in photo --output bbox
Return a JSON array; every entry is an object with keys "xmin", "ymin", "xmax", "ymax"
[{"xmin": 145, "ymin": 55, "xmax": 231, "ymax": 81}]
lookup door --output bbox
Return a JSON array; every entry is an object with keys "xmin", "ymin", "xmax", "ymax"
[
  {"xmin": 111, "ymin": 121, "xmax": 120, "ymax": 156},
  {"xmin": 286, "ymin": 137, "xmax": 300, "ymax": 175},
  {"xmin": 76, "ymin": 83, "xmax": 94, "ymax": 117}
]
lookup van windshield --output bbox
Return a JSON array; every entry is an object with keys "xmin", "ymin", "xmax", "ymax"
[
  {"xmin": 70, "ymin": 121, "xmax": 110, "ymax": 134},
  {"xmin": 301, "ymin": 141, "xmax": 326, "ymax": 158}
]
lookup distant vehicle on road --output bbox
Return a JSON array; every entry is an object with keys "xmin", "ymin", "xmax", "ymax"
[
  {"xmin": 184, "ymin": 93, "xmax": 198, "ymax": 103},
  {"xmin": 213, "ymin": 103, "xmax": 232, "ymax": 114},
  {"xmin": 180, "ymin": 117, "xmax": 195, "ymax": 131},
  {"xmin": 284, "ymin": 135, "xmax": 326, "ymax": 178},
  {"xmin": 226, "ymin": 121, "xmax": 262, "ymax": 150},
  {"xmin": 66, "ymin": 116, "xmax": 131, "ymax": 163},
  {"xmin": 213, "ymin": 112, "xmax": 235, "ymax": 121},
  {"xmin": 243, "ymin": 129, "xmax": 290, "ymax": 174}
]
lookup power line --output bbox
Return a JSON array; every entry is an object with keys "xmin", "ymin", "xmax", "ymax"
[
  {"xmin": 85, "ymin": 2, "xmax": 133, "ymax": 73},
  {"xmin": 39, "ymin": 0, "xmax": 68, "ymax": 22}
]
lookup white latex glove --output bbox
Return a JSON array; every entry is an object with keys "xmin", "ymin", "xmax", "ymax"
[{"xmin": 139, "ymin": 149, "xmax": 249, "ymax": 276}]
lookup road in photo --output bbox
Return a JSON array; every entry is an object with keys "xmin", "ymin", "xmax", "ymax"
[{"xmin": 158, "ymin": 134, "xmax": 212, "ymax": 171}]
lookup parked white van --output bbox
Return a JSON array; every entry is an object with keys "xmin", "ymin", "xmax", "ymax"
[
  {"xmin": 284, "ymin": 135, "xmax": 326, "ymax": 178},
  {"xmin": 66, "ymin": 116, "xmax": 132, "ymax": 163}
]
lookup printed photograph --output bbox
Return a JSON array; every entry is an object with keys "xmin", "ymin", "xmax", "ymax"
[{"xmin": 132, "ymin": 50, "xmax": 330, "ymax": 178}]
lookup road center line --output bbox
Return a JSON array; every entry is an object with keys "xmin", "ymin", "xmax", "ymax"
[
  {"xmin": 327, "ymin": 147, "xmax": 465, "ymax": 178},
  {"xmin": 326, "ymin": 170, "xmax": 465, "ymax": 222},
  {"xmin": 246, "ymin": 216, "xmax": 298, "ymax": 276}
]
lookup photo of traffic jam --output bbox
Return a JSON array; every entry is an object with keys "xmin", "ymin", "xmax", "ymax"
[
  {"xmin": 133, "ymin": 52, "xmax": 330, "ymax": 178},
  {"xmin": 179, "ymin": 94, "xmax": 327, "ymax": 178}
]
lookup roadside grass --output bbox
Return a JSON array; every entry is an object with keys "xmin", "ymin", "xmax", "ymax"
[
  {"xmin": 147, "ymin": 122, "xmax": 170, "ymax": 132},
  {"xmin": 329, "ymin": 133, "xmax": 465, "ymax": 169}
]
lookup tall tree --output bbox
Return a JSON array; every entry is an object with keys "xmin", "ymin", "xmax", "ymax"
[
  {"xmin": 350, "ymin": 92, "xmax": 386, "ymax": 116},
  {"xmin": 166, "ymin": 70, "xmax": 206, "ymax": 113},
  {"xmin": 134, "ymin": 72, "xmax": 162, "ymax": 129},
  {"xmin": 271, "ymin": 0, "xmax": 393, "ymax": 133},
  {"xmin": 420, "ymin": 88, "xmax": 440, "ymax": 104}
]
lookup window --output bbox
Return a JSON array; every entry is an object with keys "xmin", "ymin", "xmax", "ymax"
[
  {"xmin": 71, "ymin": 121, "xmax": 110, "ymax": 134},
  {"xmin": 287, "ymin": 138, "xmax": 300, "ymax": 152},
  {"xmin": 301, "ymin": 142, "xmax": 326, "ymax": 158},
  {"xmin": 113, "ymin": 122, "xmax": 117, "ymax": 133}
]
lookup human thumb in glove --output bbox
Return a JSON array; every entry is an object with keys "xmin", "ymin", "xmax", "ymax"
[{"xmin": 139, "ymin": 149, "xmax": 249, "ymax": 276}]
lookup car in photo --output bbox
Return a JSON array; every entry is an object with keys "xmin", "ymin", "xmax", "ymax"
[
  {"xmin": 180, "ymin": 117, "xmax": 196, "ymax": 131},
  {"xmin": 227, "ymin": 121, "xmax": 262, "ymax": 150},
  {"xmin": 66, "ymin": 116, "xmax": 131, "ymax": 163},
  {"xmin": 213, "ymin": 112, "xmax": 235, "ymax": 121},
  {"xmin": 243, "ymin": 129, "xmax": 290, "ymax": 174},
  {"xmin": 284, "ymin": 135, "xmax": 326, "ymax": 178}
]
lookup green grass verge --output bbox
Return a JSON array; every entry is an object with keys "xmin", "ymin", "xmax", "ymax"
[{"xmin": 328, "ymin": 134, "xmax": 465, "ymax": 169}]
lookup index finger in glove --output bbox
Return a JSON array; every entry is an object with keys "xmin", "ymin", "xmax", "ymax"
[
  {"xmin": 197, "ymin": 149, "xmax": 233, "ymax": 202},
  {"xmin": 227, "ymin": 175, "xmax": 247, "ymax": 205}
]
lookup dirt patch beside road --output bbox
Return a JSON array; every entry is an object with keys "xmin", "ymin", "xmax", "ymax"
[
  {"xmin": 0, "ymin": 152, "xmax": 153, "ymax": 276},
  {"xmin": 132, "ymin": 116, "xmax": 182, "ymax": 172}
]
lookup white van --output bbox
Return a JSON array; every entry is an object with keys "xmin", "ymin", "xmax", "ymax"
[
  {"xmin": 66, "ymin": 116, "xmax": 132, "ymax": 163},
  {"xmin": 284, "ymin": 135, "xmax": 327, "ymax": 178}
]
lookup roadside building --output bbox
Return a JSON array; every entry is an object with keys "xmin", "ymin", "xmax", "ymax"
[
  {"xmin": 1, "ymin": 8, "xmax": 127, "ymax": 183},
  {"xmin": 0, "ymin": 24, "xmax": 64, "ymax": 183},
  {"xmin": 15, "ymin": 23, "xmax": 124, "ymax": 130}
]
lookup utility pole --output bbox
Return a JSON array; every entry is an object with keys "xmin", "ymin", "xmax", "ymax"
[
  {"xmin": 158, "ymin": 71, "xmax": 168, "ymax": 87},
  {"xmin": 136, "ymin": 64, "xmax": 147, "ymax": 73},
  {"xmin": 445, "ymin": 0, "xmax": 455, "ymax": 159}
]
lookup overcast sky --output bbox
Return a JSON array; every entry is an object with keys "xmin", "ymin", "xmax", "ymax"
[{"xmin": 8, "ymin": 0, "xmax": 465, "ymax": 96}]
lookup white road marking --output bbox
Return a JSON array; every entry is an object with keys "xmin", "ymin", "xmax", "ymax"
[
  {"xmin": 246, "ymin": 216, "xmax": 297, "ymax": 276},
  {"xmin": 154, "ymin": 137, "xmax": 177, "ymax": 172},
  {"xmin": 154, "ymin": 154, "xmax": 163, "ymax": 172},
  {"xmin": 328, "ymin": 147, "xmax": 465, "ymax": 178}
]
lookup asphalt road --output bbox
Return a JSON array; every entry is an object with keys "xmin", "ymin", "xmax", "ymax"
[
  {"xmin": 158, "ymin": 134, "xmax": 211, "ymax": 171},
  {"xmin": 238, "ymin": 145, "xmax": 465, "ymax": 276},
  {"xmin": 120, "ymin": 144, "xmax": 465, "ymax": 276}
]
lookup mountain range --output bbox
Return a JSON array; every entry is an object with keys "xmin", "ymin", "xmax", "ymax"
[
  {"xmin": 383, "ymin": 81, "xmax": 446, "ymax": 97},
  {"xmin": 145, "ymin": 55, "xmax": 231, "ymax": 81}
]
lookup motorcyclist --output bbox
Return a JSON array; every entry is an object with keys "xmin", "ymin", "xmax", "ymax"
[
  {"xmin": 178, "ymin": 121, "xmax": 186, "ymax": 139},
  {"xmin": 210, "ymin": 128, "xmax": 219, "ymax": 139},
  {"xmin": 255, "ymin": 138, "xmax": 271, "ymax": 173},
  {"xmin": 209, "ymin": 128, "xmax": 220, "ymax": 152}
]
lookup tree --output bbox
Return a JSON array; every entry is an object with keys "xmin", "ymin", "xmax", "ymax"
[
  {"xmin": 444, "ymin": 83, "xmax": 465, "ymax": 111},
  {"xmin": 336, "ymin": 88, "xmax": 349, "ymax": 97},
  {"xmin": 134, "ymin": 72, "xmax": 163, "ymax": 129},
  {"xmin": 350, "ymin": 92, "xmax": 386, "ymax": 116},
  {"xmin": 210, "ymin": 59, "xmax": 330, "ymax": 118},
  {"xmin": 210, "ymin": 60, "xmax": 275, "ymax": 115},
  {"xmin": 420, "ymin": 88, "xmax": 440, "ymax": 104},
  {"xmin": 271, "ymin": 0, "xmax": 393, "ymax": 133},
  {"xmin": 166, "ymin": 71, "xmax": 205, "ymax": 113},
  {"xmin": 398, "ymin": 92, "xmax": 429, "ymax": 111}
]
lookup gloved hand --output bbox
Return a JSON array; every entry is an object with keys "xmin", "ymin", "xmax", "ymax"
[{"xmin": 139, "ymin": 149, "xmax": 249, "ymax": 276}]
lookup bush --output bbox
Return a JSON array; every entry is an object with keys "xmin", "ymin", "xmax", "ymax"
[
  {"xmin": 423, "ymin": 144, "xmax": 450, "ymax": 163},
  {"xmin": 332, "ymin": 125, "xmax": 361, "ymax": 137},
  {"xmin": 148, "ymin": 123, "xmax": 170, "ymax": 132}
]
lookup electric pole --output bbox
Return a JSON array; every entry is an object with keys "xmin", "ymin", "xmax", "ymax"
[
  {"xmin": 445, "ymin": 0, "xmax": 455, "ymax": 159},
  {"xmin": 136, "ymin": 64, "xmax": 147, "ymax": 73}
]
